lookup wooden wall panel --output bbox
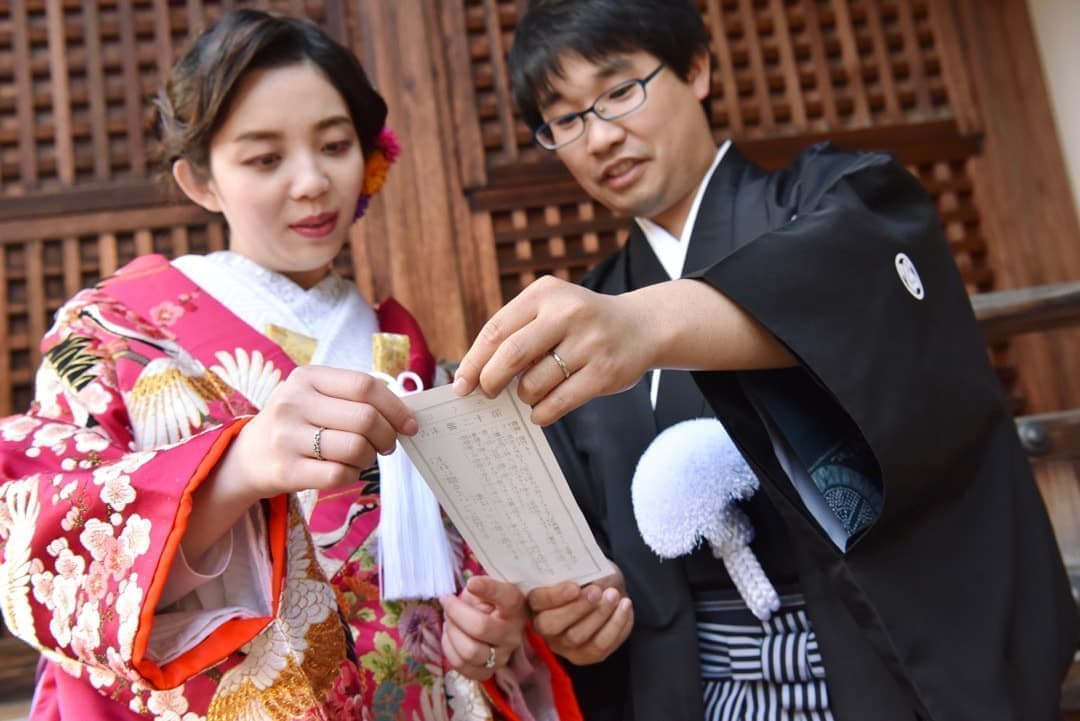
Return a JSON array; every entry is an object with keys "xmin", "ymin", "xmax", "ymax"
[
  {"xmin": 345, "ymin": 0, "xmax": 491, "ymax": 361},
  {"xmin": 943, "ymin": 0, "xmax": 1080, "ymax": 414},
  {"xmin": 0, "ymin": 0, "xmax": 329, "ymax": 196}
]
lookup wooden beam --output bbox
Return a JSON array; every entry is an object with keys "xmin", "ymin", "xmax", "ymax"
[
  {"xmin": 0, "ymin": 205, "xmax": 216, "ymax": 243},
  {"xmin": 971, "ymin": 281, "xmax": 1080, "ymax": 342},
  {"xmin": 0, "ymin": 181, "xmax": 173, "ymax": 222}
]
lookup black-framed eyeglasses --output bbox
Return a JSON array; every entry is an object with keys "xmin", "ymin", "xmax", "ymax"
[{"xmin": 534, "ymin": 63, "xmax": 666, "ymax": 151}]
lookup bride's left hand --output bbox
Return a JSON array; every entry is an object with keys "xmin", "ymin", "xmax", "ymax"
[{"xmin": 440, "ymin": 575, "xmax": 528, "ymax": 681}]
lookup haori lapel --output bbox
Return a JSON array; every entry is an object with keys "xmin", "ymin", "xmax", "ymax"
[
  {"xmin": 624, "ymin": 225, "xmax": 711, "ymax": 430},
  {"xmin": 684, "ymin": 144, "xmax": 752, "ymax": 274},
  {"xmin": 598, "ymin": 239, "xmax": 659, "ymax": 438},
  {"xmin": 621, "ymin": 150, "xmax": 749, "ymax": 431}
]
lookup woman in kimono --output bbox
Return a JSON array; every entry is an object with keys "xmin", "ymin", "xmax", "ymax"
[{"xmin": 0, "ymin": 10, "xmax": 579, "ymax": 721}]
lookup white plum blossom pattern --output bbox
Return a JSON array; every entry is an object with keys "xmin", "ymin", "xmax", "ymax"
[
  {"xmin": 99, "ymin": 473, "xmax": 136, "ymax": 511},
  {"xmin": 71, "ymin": 600, "xmax": 103, "ymax": 662},
  {"xmin": 33, "ymin": 422, "xmax": 78, "ymax": 456},
  {"xmin": 91, "ymin": 451, "xmax": 155, "ymax": 484},
  {"xmin": 1, "ymin": 415, "xmax": 40, "ymax": 443},
  {"xmin": 149, "ymin": 300, "xmax": 185, "ymax": 329},
  {"xmin": 86, "ymin": 661, "xmax": 116, "ymax": 690},
  {"xmin": 147, "ymin": 686, "xmax": 204, "ymax": 721},
  {"xmin": 115, "ymin": 575, "xmax": 143, "ymax": 661},
  {"xmin": 34, "ymin": 364, "xmax": 67, "ymax": 419},
  {"xmin": 73, "ymin": 427, "xmax": 111, "ymax": 455},
  {"xmin": 75, "ymin": 380, "xmax": 112, "ymax": 417}
]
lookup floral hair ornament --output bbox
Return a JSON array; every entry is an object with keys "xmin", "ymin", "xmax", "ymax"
[{"xmin": 353, "ymin": 127, "xmax": 402, "ymax": 221}]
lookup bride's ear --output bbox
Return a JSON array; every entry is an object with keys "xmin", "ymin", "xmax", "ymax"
[{"xmin": 172, "ymin": 158, "xmax": 222, "ymax": 213}]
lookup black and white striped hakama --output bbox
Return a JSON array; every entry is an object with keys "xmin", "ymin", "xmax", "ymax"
[{"xmin": 696, "ymin": 592, "xmax": 834, "ymax": 721}]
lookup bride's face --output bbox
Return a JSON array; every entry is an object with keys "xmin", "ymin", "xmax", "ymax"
[{"xmin": 187, "ymin": 61, "xmax": 365, "ymax": 289}]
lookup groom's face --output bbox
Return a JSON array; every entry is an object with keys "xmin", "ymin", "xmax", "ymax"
[{"xmin": 540, "ymin": 49, "xmax": 713, "ymax": 229}]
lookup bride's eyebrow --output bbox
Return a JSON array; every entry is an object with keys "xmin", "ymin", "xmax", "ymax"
[
  {"xmin": 313, "ymin": 115, "xmax": 353, "ymax": 131},
  {"xmin": 231, "ymin": 129, "xmax": 280, "ymax": 144},
  {"xmin": 230, "ymin": 116, "xmax": 353, "ymax": 144}
]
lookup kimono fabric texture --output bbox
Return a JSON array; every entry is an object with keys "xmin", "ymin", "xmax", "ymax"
[
  {"xmin": 0, "ymin": 252, "xmax": 576, "ymax": 721},
  {"xmin": 545, "ymin": 142, "xmax": 1078, "ymax": 721}
]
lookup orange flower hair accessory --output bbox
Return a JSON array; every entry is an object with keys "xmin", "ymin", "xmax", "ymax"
[{"xmin": 354, "ymin": 127, "xmax": 402, "ymax": 221}]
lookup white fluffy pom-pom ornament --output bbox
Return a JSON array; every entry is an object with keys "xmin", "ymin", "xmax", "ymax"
[
  {"xmin": 632, "ymin": 417, "xmax": 780, "ymax": 620},
  {"xmin": 632, "ymin": 418, "xmax": 759, "ymax": 556}
]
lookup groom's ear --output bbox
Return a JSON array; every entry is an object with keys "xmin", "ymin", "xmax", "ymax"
[
  {"xmin": 688, "ymin": 49, "xmax": 711, "ymax": 101},
  {"xmin": 172, "ymin": 158, "xmax": 222, "ymax": 213}
]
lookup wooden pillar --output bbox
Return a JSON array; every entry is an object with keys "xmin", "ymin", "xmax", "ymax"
[
  {"xmin": 345, "ymin": 0, "xmax": 502, "ymax": 363},
  {"xmin": 946, "ymin": 0, "xmax": 1080, "ymax": 413}
]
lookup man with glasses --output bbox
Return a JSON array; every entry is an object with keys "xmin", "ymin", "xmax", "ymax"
[{"xmin": 454, "ymin": 0, "xmax": 1078, "ymax": 720}]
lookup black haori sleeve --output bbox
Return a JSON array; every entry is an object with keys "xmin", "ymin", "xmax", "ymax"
[{"xmin": 690, "ymin": 150, "xmax": 1004, "ymax": 524}]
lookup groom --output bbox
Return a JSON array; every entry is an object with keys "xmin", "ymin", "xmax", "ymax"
[{"xmin": 454, "ymin": 1, "xmax": 1079, "ymax": 720}]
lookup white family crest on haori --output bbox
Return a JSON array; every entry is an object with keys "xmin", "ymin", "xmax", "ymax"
[
  {"xmin": 894, "ymin": 252, "xmax": 925, "ymax": 300},
  {"xmin": 631, "ymin": 418, "xmax": 780, "ymax": 620}
]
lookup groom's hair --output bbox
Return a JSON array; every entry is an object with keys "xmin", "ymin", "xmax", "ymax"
[{"xmin": 508, "ymin": 0, "xmax": 710, "ymax": 131}]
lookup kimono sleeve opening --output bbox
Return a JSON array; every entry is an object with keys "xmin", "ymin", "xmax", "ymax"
[{"xmin": 131, "ymin": 417, "xmax": 290, "ymax": 689}]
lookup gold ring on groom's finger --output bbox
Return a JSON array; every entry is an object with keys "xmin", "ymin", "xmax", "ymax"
[
  {"xmin": 484, "ymin": 645, "xmax": 497, "ymax": 670},
  {"xmin": 550, "ymin": 349, "xmax": 571, "ymax": 380},
  {"xmin": 313, "ymin": 426, "xmax": 326, "ymax": 461}
]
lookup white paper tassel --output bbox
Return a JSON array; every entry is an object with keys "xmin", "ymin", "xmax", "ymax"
[
  {"xmin": 373, "ymin": 371, "xmax": 457, "ymax": 600},
  {"xmin": 632, "ymin": 417, "xmax": 780, "ymax": 620}
]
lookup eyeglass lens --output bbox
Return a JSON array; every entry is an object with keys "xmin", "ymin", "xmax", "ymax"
[{"xmin": 537, "ymin": 79, "xmax": 647, "ymax": 149}]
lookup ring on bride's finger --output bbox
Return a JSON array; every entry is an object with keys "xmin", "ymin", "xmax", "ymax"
[
  {"xmin": 312, "ymin": 426, "xmax": 326, "ymax": 461},
  {"xmin": 483, "ymin": 645, "xmax": 497, "ymax": 670},
  {"xmin": 550, "ymin": 349, "xmax": 571, "ymax": 380}
]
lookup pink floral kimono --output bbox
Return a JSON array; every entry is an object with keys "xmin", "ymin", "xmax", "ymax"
[{"xmin": 0, "ymin": 254, "xmax": 579, "ymax": 721}]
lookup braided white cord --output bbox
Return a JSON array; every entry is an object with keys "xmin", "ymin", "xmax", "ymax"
[{"xmin": 710, "ymin": 507, "xmax": 781, "ymax": 621}]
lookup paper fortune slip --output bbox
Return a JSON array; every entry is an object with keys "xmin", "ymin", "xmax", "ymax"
[{"xmin": 398, "ymin": 381, "xmax": 615, "ymax": 591}]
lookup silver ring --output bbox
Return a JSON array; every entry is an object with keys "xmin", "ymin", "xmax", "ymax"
[
  {"xmin": 483, "ymin": 645, "xmax": 497, "ymax": 670},
  {"xmin": 550, "ymin": 350, "xmax": 571, "ymax": 380},
  {"xmin": 312, "ymin": 426, "xmax": 326, "ymax": 461}
]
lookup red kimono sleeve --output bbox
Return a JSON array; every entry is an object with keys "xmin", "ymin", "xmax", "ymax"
[{"xmin": 0, "ymin": 290, "xmax": 288, "ymax": 692}]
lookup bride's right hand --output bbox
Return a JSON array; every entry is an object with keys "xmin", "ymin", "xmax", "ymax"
[{"xmin": 224, "ymin": 365, "xmax": 418, "ymax": 500}]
